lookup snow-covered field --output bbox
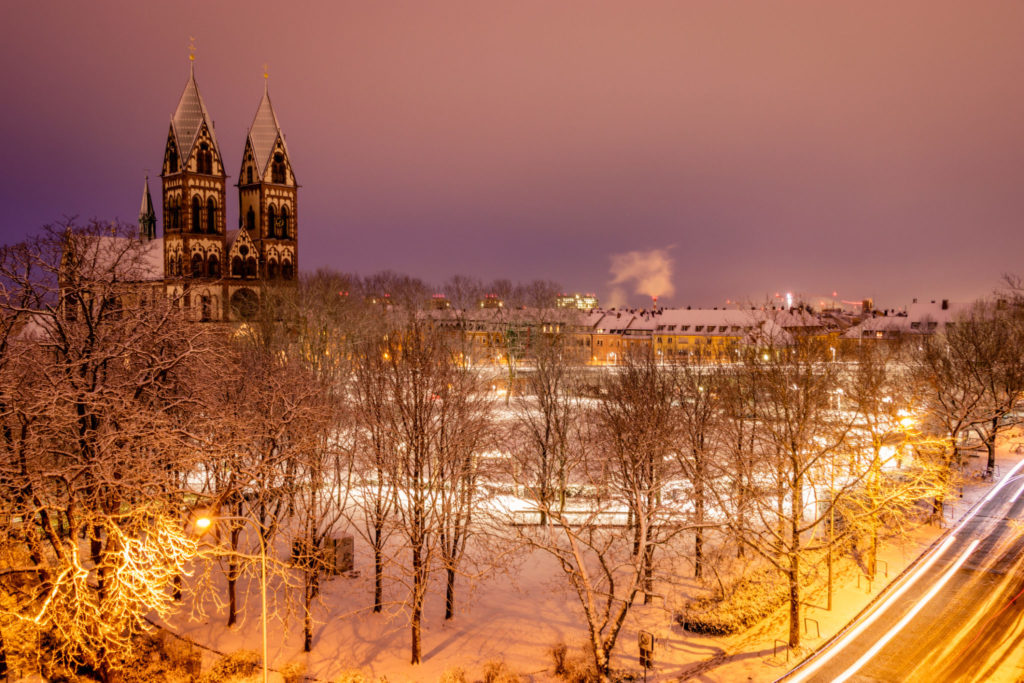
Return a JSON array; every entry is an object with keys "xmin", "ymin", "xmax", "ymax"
[{"xmin": 161, "ymin": 441, "xmax": 1022, "ymax": 682}]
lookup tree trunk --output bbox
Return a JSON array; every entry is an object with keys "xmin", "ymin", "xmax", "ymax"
[
  {"xmin": 373, "ymin": 529, "xmax": 384, "ymax": 613},
  {"xmin": 445, "ymin": 566, "xmax": 456, "ymax": 620},
  {"xmin": 303, "ymin": 572, "xmax": 313, "ymax": 652},
  {"xmin": 987, "ymin": 416, "xmax": 999, "ymax": 477},
  {"xmin": 410, "ymin": 544, "xmax": 423, "ymax": 664},
  {"xmin": 789, "ymin": 480, "xmax": 802, "ymax": 648}
]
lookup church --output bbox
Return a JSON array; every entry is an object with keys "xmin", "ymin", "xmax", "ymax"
[{"xmin": 137, "ymin": 59, "xmax": 299, "ymax": 322}]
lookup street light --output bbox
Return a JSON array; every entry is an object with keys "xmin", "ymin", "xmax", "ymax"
[{"xmin": 195, "ymin": 513, "xmax": 269, "ymax": 683}]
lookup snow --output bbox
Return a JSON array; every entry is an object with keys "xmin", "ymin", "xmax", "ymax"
[{"xmin": 158, "ymin": 438, "xmax": 1024, "ymax": 682}]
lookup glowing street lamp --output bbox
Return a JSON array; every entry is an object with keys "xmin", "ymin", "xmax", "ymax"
[{"xmin": 195, "ymin": 513, "xmax": 268, "ymax": 683}]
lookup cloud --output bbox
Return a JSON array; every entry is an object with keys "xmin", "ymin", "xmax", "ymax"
[{"xmin": 608, "ymin": 247, "xmax": 675, "ymax": 307}]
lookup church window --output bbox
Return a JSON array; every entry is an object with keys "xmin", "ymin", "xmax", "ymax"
[
  {"xmin": 246, "ymin": 207, "xmax": 255, "ymax": 231},
  {"xmin": 232, "ymin": 256, "xmax": 242, "ymax": 277},
  {"xmin": 208, "ymin": 255, "xmax": 220, "ymax": 278},
  {"xmin": 247, "ymin": 167, "xmax": 253, "ymax": 184},
  {"xmin": 282, "ymin": 260, "xmax": 294, "ymax": 280},
  {"xmin": 206, "ymin": 198, "xmax": 216, "ymax": 233},
  {"xmin": 191, "ymin": 197, "xmax": 201, "ymax": 232},
  {"xmin": 168, "ymin": 144, "xmax": 178, "ymax": 173},
  {"xmin": 272, "ymin": 153, "xmax": 286, "ymax": 183},
  {"xmin": 267, "ymin": 260, "xmax": 278, "ymax": 280},
  {"xmin": 267, "ymin": 205, "xmax": 277, "ymax": 238},
  {"xmin": 280, "ymin": 206, "xmax": 290, "ymax": 239},
  {"xmin": 198, "ymin": 143, "xmax": 213, "ymax": 174},
  {"xmin": 245, "ymin": 258, "xmax": 258, "ymax": 278},
  {"xmin": 191, "ymin": 253, "xmax": 204, "ymax": 277}
]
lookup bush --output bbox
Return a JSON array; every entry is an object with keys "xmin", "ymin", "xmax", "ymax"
[
  {"xmin": 439, "ymin": 666, "xmax": 468, "ymax": 683},
  {"xmin": 481, "ymin": 660, "xmax": 522, "ymax": 683},
  {"xmin": 677, "ymin": 571, "xmax": 788, "ymax": 635},
  {"xmin": 549, "ymin": 642, "xmax": 598, "ymax": 683},
  {"xmin": 199, "ymin": 649, "xmax": 262, "ymax": 683},
  {"xmin": 281, "ymin": 660, "xmax": 306, "ymax": 683},
  {"xmin": 442, "ymin": 667, "xmax": 468, "ymax": 683}
]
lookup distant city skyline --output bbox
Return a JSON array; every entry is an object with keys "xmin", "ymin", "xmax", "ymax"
[{"xmin": 3, "ymin": 2, "xmax": 1024, "ymax": 308}]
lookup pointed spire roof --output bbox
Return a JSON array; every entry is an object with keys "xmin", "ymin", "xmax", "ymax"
[
  {"xmin": 247, "ymin": 81, "xmax": 290, "ymax": 176},
  {"xmin": 139, "ymin": 176, "xmax": 156, "ymax": 242},
  {"xmin": 171, "ymin": 63, "xmax": 219, "ymax": 160}
]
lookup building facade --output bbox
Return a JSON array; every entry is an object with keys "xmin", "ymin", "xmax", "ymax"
[{"xmin": 156, "ymin": 61, "xmax": 298, "ymax": 321}]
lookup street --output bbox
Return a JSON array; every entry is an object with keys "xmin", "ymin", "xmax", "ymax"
[{"xmin": 785, "ymin": 459, "xmax": 1024, "ymax": 682}]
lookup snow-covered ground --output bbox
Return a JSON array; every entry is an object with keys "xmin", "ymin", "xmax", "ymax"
[{"xmin": 159, "ymin": 436, "xmax": 1024, "ymax": 682}]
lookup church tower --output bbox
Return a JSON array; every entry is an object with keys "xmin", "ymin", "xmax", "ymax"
[
  {"xmin": 160, "ymin": 60, "xmax": 227, "ymax": 291},
  {"xmin": 237, "ymin": 78, "xmax": 297, "ymax": 282}
]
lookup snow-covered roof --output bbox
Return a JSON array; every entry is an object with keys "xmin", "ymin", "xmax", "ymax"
[
  {"xmin": 171, "ymin": 65, "xmax": 219, "ymax": 160},
  {"xmin": 843, "ymin": 300, "xmax": 970, "ymax": 338},
  {"xmin": 64, "ymin": 235, "xmax": 163, "ymax": 282},
  {"xmin": 246, "ymin": 85, "xmax": 289, "ymax": 176}
]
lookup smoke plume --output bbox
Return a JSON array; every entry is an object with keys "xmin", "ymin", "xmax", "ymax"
[{"xmin": 607, "ymin": 247, "xmax": 675, "ymax": 308}]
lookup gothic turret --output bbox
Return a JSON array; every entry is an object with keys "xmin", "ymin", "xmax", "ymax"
[{"xmin": 139, "ymin": 176, "xmax": 156, "ymax": 242}]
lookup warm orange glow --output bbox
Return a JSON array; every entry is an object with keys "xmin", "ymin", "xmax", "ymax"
[{"xmin": 195, "ymin": 516, "xmax": 212, "ymax": 531}]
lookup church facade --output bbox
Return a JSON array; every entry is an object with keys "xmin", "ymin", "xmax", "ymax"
[{"xmin": 139, "ymin": 61, "xmax": 298, "ymax": 322}]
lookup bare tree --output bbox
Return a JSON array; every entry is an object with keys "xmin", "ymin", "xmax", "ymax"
[
  {"xmin": 0, "ymin": 222, "xmax": 215, "ymax": 679},
  {"xmin": 722, "ymin": 334, "xmax": 853, "ymax": 649},
  {"xmin": 673, "ymin": 347, "xmax": 727, "ymax": 579}
]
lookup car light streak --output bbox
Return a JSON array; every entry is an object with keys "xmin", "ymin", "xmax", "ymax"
[
  {"xmin": 831, "ymin": 539, "xmax": 980, "ymax": 683},
  {"xmin": 786, "ymin": 535, "xmax": 957, "ymax": 683},
  {"xmin": 786, "ymin": 458, "xmax": 1024, "ymax": 683},
  {"xmin": 1009, "ymin": 480, "xmax": 1024, "ymax": 504}
]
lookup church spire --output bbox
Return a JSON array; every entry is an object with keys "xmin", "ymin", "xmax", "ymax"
[
  {"xmin": 245, "ymin": 81, "xmax": 290, "ymax": 179},
  {"xmin": 170, "ymin": 59, "xmax": 220, "ymax": 163},
  {"xmin": 139, "ymin": 176, "xmax": 156, "ymax": 242}
]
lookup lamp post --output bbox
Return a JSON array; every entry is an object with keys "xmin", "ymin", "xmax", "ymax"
[{"xmin": 195, "ymin": 514, "xmax": 268, "ymax": 683}]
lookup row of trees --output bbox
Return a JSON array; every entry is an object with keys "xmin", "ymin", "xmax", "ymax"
[{"xmin": 2, "ymin": 222, "xmax": 1023, "ymax": 680}]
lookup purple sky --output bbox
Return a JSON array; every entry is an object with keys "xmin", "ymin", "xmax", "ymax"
[{"xmin": 3, "ymin": 2, "xmax": 1024, "ymax": 308}]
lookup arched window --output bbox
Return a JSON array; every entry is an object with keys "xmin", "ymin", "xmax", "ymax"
[
  {"xmin": 191, "ymin": 253, "xmax": 204, "ymax": 277},
  {"xmin": 267, "ymin": 205, "xmax": 277, "ymax": 238},
  {"xmin": 267, "ymin": 260, "xmax": 279, "ymax": 280},
  {"xmin": 282, "ymin": 260, "xmax": 294, "ymax": 280},
  {"xmin": 206, "ymin": 198, "xmax": 216, "ymax": 233},
  {"xmin": 246, "ymin": 207, "xmax": 255, "ymax": 231},
  {"xmin": 207, "ymin": 255, "xmax": 220, "ymax": 278},
  {"xmin": 246, "ymin": 166, "xmax": 253, "ymax": 184},
  {"xmin": 198, "ymin": 143, "xmax": 212, "ymax": 174},
  {"xmin": 245, "ymin": 258, "xmax": 258, "ymax": 278},
  {"xmin": 175, "ymin": 254, "xmax": 183, "ymax": 276},
  {"xmin": 280, "ymin": 206, "xmax": 290, "ymax": 239},
  {"xmin": 232, "ymin": 256, "xmax": 242, "ymax": 277},
  {"xmin": 191, "ymin": 196, "xmax": 201, "ymax": 232},
  {"xmin": 168, "ymin": 144, "xmax": 178, "ymax": 173},
  {"xmin": 272, "ymin": 153, "xmax": 286, "ymax": 183}
]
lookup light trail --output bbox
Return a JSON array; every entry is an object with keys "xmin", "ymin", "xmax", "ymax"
[
  {"xmin": 1009, "ymin": 480, "xmax": 1024, "ymax": 504},
  {"xmin": 831, "ymin": 539, "xmax": 980, "ymax": 683},
  {"xmin": 785, "ymin": 458, "xmax": 1024, "ymax": 682},
  {"xmin": 786, "ymin": 535, "xmax": 957, "ymax": 683}
]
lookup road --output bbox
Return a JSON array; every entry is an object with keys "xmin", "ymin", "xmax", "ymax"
[{"xmin": 784, "ymin": 459, "xmax": 1024, "ymax": 683}]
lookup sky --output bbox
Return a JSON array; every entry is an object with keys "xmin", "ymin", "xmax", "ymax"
[{"xmin": 3, "ymin": 1, "xmax": 1024, "ymax": 309}]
